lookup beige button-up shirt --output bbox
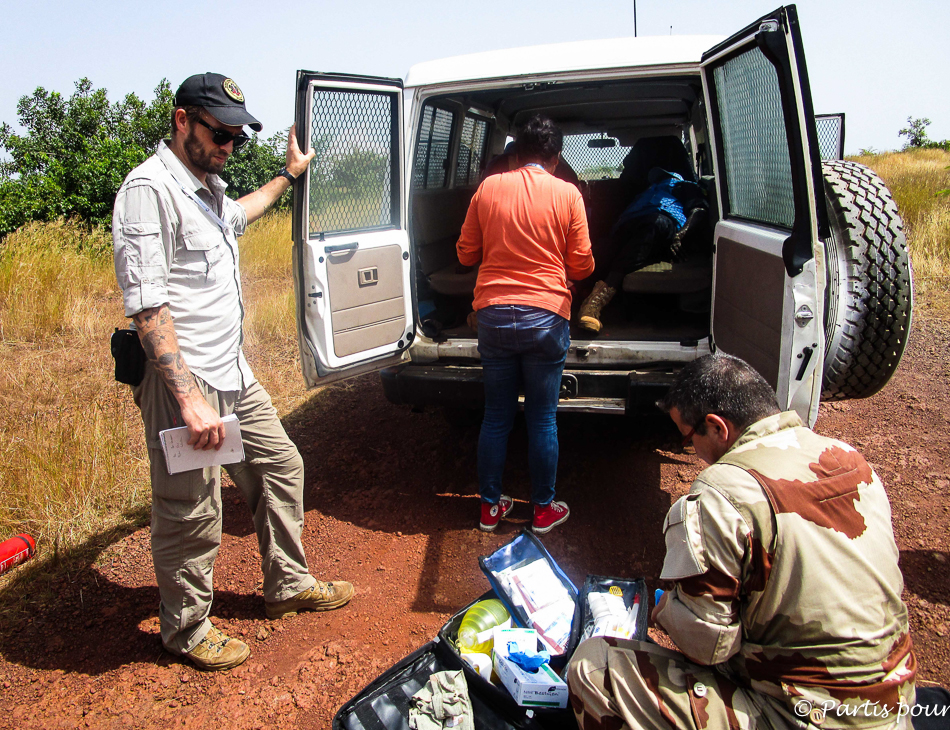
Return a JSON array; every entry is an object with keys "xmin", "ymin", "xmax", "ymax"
[{"xmin": 113, "ymin": 141, "xmax": 254, "ymax": 392}]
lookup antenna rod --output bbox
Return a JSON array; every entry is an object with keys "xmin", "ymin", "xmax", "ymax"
[{"xmin": 633, "ymin": 0, "xmax": 637, "ymax": 37}]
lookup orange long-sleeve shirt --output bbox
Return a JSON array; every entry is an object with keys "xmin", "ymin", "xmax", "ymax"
[{"xmin": 456, "ymin": 166, "xmax": 594, "ymax": 321}]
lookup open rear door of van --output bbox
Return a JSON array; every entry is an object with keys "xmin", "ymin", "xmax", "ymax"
[
  {"xmin": 701, "ymin": 6, "xmax": 827, "ymax": 425},
  {"xmin": 292, "ymin": 71, "xmax": 414, "ymax": 388}
]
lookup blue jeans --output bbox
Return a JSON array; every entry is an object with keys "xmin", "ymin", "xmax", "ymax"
[{"xmin": 477, "ymin": 305, "xmax": 570, "ymax": 507}]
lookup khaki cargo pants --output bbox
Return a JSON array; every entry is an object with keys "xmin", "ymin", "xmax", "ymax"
[
  {"xmin": 133, "ymin": 363, "xmax": 316, "ymax": 654},
  {"xmin": 567, "ymin": 638, "xmax": 799, "ymax": 730}
]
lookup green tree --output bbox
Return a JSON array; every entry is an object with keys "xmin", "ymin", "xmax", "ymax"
[
  {"xmin": 898, "ymin": 116, "xmax": 931, "ymax": 149},
  {"xmin": 0, "ymin": 78, "xmax": 174, "ymax": 236},
  {"xmin": 219, "ymin": 129, "xmax": 288, "ymax": 206},
  {"xmin": 331, "ymin": 149, "xmax": 388, "ymax": 195}
]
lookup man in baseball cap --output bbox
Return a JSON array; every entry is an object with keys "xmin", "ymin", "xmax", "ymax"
[
  {"xmin": 112, "ymin": 74, "xmax": 354, "ymax": 672},
  {"xmin": 174, "ymin": 72, "xmax": 263, "ymax": 132}
]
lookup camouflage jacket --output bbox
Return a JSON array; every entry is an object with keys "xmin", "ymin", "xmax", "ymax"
[{"xmin": 654, "ymin": 411, "xmax": 916, "ymax": 728}]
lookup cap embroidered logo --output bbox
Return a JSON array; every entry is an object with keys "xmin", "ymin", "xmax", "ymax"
[{"xmin": 222, "ymin": 79, "xmax": 244, "ymax": 103}]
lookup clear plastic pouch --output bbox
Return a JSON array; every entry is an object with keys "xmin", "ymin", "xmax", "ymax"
[{"xmin": 478, "ymin": 531, "xmax": 578, "ymax": 667}]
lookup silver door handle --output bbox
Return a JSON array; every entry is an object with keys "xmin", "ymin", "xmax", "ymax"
[{"xmin": 324, "ymin": 242, "xmax": 359, "ymax": 254}]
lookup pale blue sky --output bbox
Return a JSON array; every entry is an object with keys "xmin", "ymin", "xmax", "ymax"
[{"xmin": 1, "ymin": 0, "xmax": 945, "ymax": 154}]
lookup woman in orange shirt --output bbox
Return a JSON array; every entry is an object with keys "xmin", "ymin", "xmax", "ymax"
[{"xmin": 457, "ymin": 115, "xmax": 594, "ymax": 534}]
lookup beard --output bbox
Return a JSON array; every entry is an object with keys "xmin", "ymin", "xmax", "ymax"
[{"xmin": 183, "ymin": 127, "xmax": 228, "ymax": 176}]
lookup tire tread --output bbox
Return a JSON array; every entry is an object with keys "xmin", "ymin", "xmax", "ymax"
[{"xmin": 820, "ymin": 160, "xmax": 913, "ymax": 400}]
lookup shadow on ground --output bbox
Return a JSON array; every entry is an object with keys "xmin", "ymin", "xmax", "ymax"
[
  {"xmin": 280, "ymin": 375, "xmax": 682, "ymax": 615},
  {"xmin": 0, "ymin": 373, "xmax": 683, "ymax": 674}
]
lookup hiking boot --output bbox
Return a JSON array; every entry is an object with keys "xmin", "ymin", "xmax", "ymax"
[
  {"xmin": 265, "ymin": 580, "xmax": 355, "ymax": 619},
  {"xmin": 532, "ymin": 501, "xmax": 570, "ymax": 535},
  {"xmin": 479, "ymin": 495, "xmax": 514, "ymax": 532},
  {"xmin": 577, "ymin": 281, "xmax": 616, "ymax": 333},
  {"xmin": 670, "ymin": 208, "xmax": 708, "ymax": 262},
  {"xmin": 182, "ymin": 625, "xmax": 250, "ymax": 672}
]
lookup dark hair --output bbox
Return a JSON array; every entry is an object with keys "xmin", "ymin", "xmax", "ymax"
[
  {"xmin": 515, "ymin": 115, "xmax": 563, "ymax": 161},
  {"xmin": 170, "ymin": 105, "xmax": 203, "ymax": 139},
  {"xmin": 656, "ymin": 353, "xmax": 780, "ymax": 434}
]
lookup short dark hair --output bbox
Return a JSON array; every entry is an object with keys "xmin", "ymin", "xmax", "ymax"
[
  {"xmin": 657, "ymin": 353, "xmax": 780, "ymax": 434},
  {"xmin": 170, "ymin": 105, "xmax": 202, "ymax": 139},
  {"xmin": 515, "ymin": 115, "xmax": 563, "ymax": 161}
]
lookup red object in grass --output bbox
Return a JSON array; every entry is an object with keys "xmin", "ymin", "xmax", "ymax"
[{"xmin": 0, "ymin": 534, "xmax": 35, "ymax": 575}]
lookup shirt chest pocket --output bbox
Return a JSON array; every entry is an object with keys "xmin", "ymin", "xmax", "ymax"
[
  {"xmin": 177, "ymin": 231, "xmax": 228, "ymax": 282},
  {"xmin": 659, "ymin": 494, "xmax": 707, "ymax": 580}
]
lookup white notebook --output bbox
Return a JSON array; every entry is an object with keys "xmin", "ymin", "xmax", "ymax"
[{"xmin": 159, "ymin": 413, "xmax": 244, "ymax": 475}]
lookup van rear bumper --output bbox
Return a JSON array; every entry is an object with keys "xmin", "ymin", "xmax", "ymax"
[{"xmin": 379, "ymin": 363, "xmax": 679, "ymax": 415}]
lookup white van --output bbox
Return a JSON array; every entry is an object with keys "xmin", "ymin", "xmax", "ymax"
[{"xmin": 289, "ymin": 5, "xmax": 912, "ymax": 426}]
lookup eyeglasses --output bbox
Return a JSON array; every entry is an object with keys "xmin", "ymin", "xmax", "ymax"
[
  {"xmin": 681, "ymin": 425, "xmax": 698, "ymax": 448},
  {"xmin": 195, "ymin": 117, "xmax": 250, "ymax": 150}
]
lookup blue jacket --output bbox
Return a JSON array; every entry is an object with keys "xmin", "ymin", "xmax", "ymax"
[{"xmin": 612, "ymin": 169, "xmax": 703, "ymax": 232}]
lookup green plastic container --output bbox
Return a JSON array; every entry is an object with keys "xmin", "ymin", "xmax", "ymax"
[{"xmin": 458, "ymin": 599, "xmax": 510, "ymax": 654}]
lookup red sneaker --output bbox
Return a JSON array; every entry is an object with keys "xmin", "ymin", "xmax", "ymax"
[
  {"xmin": 479, "ymin": 495, "xmax": 514, "ymax": 532},
  {"xmin": 532, "ymin": 501, "xmax": 570, "ymax": 534}
]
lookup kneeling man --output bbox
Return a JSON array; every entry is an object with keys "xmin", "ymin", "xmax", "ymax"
[{"xmin": 568, "ymin": 353, "xmax": 916, "ymax": 729}]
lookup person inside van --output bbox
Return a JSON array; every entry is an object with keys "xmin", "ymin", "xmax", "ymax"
[
  {"xmin": 456, "ymin": 115, "xmax": 594, "ymax": 534},
  {"xmin": 576, "ymin": 166, "xmax": 707, "ymax": 333},
  {"xmin": 482, "ymin": 139, "xmax": 583, "ymax": 190}
]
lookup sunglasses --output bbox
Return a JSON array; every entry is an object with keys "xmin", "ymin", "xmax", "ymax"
[
  {"xmin": 195, "ymin": 117, "xmax": 250, "ymax": 150},
  {"xmin": 681, "ymin": 424, "xmax": 698, "ymax": 448}
]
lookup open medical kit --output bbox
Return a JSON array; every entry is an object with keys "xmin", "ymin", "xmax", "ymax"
[{"xmin": 333, "ymin": 531, "xmax": 648, "ymax": 730}]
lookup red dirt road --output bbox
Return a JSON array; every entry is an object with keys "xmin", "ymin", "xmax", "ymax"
[{"xmin": 0, "ymin": 315, "xmax": 947, "ymax": 729}]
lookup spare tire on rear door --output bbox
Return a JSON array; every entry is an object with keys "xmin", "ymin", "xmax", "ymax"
[{"xmin": 820, "ymin": 160, "xmax": 913, "ymax": 401}]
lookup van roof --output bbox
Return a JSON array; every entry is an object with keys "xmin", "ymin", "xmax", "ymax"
[{"xmin": 404, "ymin": 35, "xmax": 725, "ymax": 88}]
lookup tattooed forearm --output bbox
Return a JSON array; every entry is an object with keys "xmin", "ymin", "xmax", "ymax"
[{"xmin": 133, "ymin": 305, "xmax": 199, "ymax": 398}]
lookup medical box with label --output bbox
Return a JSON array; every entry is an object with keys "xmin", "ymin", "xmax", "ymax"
[{"xmin": 491, "ymin": 628, "xmax": 569, "ymax": 709}]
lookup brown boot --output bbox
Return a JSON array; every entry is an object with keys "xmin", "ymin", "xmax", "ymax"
[
  {"xmin": 265, "ymin": 580, "xmax": 355, "ymax": 619},
  {"xmin": 182, "ymin": 625, "xmax": 251, "ymax": 671},
  {"xmin": 577, "ymin": 281, "xmax": 616, "ymax": 333}
]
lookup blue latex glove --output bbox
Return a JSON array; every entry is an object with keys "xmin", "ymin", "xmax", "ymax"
[{"xmin": 507, "ymin": 643, "xmax": 550, "ymax": 672}]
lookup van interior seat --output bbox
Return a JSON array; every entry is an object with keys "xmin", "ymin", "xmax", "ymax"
[
  {"xmin": 621, "ymin": 257, "xmax": 712, "ymax": 294},
  {"xmin": 428, "ymin": 263, "xmax": 479, "ymax": 296},
  {"xmin": 411, "ymin": 187, "xmax": 477, "ymax": 296},
  {"xmin": 619, "ymin": 135, "xmax": 697, "ymax": 197}
]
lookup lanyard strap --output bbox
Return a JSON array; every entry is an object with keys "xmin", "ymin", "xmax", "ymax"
[{"xmin": 158, "ymin": 155, "xmax": 232, "ymax": 236}]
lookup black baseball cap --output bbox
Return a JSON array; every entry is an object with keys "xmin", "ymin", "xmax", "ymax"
[{"xmin": 174, "ymin": 73, "xmax": 263, "ymax": 132}]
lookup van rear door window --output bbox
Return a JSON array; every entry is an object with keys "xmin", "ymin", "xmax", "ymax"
[
  {"xmin": 712, "ymin": 50, "xmax": 795, "ymax": 229},
  {"xmin": 307, "ymin": 88, "xmax": 399, "ymax": 236}
]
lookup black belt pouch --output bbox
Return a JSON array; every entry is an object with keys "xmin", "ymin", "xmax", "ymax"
[{"xmin": 111, "ymin": 328, "xmax": 147, "ymax": 386}]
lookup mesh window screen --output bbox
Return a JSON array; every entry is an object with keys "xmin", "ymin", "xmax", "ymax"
[
  {"xmin": 411, "ymin": 106, "xmax": 455, "ymax": 190},
  {"xmin": 713, "ymin": 49, "xmax": 795, "ymax": 229},
  {"xmin": 815, "ymin": 114, "xmax": 845, "ymax": 160},
  {"xmin": 308, "ymin": 89, "xmax": 397, "ymax": 236},
  {"xmin": 455, "ymin": 115, "xmax": 489, "ymax": 186},
  {"xmin": 561, "ymin": 134, "xmax": 631, "ymax": 180}
]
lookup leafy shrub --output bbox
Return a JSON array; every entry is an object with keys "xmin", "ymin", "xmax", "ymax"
[{"xmin": 0, "ymin": 79, "xmax": 173, "ymax": 237}]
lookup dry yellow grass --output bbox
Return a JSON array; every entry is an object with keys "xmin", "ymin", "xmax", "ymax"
[
  {"xmin": 851, "ymin": 148, "xmax": 950, "ymax": 293},
  {"xmin": 0, "ymin": 213, "xmax": 306, "ymax": 613}
]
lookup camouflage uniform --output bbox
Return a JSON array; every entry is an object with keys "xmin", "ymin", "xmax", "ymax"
[{"xmin": 568, "ymin": 412, "xmax": 916, "ymax": 729}]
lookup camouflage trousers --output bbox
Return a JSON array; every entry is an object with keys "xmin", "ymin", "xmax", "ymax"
[{"xmin": 567, "ymin": 638, "xmax": 800, "ymax": 730}]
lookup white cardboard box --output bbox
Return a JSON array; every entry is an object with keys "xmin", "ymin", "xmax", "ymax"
[{"xmin": 493, "ymin": 652, "xmax": 568, "ymax": 709}]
